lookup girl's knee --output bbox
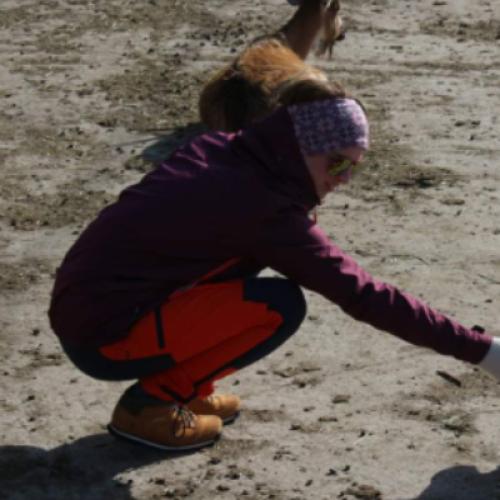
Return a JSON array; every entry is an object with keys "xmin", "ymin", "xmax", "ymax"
[{"xmin": 243, "ymin": 277, "xmax": 307, "ymax": 331}]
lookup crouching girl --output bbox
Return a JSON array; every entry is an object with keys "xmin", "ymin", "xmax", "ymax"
[{"xmin": 49, "ymin": 84, "xmax": 497, "ymax": 451}]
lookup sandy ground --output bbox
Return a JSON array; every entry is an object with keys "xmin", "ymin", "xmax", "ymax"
[{"xmin": 1, "ymin": 0, "xmax": 500, "ymax": 498}]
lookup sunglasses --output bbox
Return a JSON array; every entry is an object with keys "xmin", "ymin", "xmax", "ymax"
[{"xmin": 328, "ymin": 156, "xmax": 357, "ymax": 177}]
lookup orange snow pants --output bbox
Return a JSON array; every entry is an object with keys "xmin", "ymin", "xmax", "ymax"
[{"xmin": 88, "ymin": 278, "xmax": 306, "ymax": 403}]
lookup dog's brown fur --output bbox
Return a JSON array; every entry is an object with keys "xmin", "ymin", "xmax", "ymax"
[{"xmin": 198, "ymin": 0, "xmax": 345, "ymax": 132}]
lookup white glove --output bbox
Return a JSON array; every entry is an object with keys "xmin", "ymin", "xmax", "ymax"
[{"xmin": 479, "ymin": 336, "xmax": 500, "ymax": 381}]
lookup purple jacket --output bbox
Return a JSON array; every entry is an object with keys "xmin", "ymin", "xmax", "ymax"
[{"xmin": 49, "ymin": 108, "xmax": 491, "ymax": 363}]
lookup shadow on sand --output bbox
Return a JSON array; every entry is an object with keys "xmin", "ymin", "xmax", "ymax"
[
  {"xmin": 415, "ymin": 464, "xmax": 500, "ymax": 500},
  {"xmin": 0, "ymin": 433, "xmax": 199, "ymax": 500},
  {"xmin": 135, "ymin": 122, "xmax": 207, "ymax": 168}
]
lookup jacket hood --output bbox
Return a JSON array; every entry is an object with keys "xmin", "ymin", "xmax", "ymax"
[{"xmin": 230, "ymin": 106, "xmax": 320, "ymax": 210}]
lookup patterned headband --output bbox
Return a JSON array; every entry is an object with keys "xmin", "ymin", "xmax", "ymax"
[{"xmin": 288, "ymin": 98, "xmax": 369, "ymax": 156}]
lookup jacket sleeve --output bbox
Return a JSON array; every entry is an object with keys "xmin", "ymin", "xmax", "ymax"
[{"xmin": 245, "ymin": 210, "xmax": 491, "ymax": 364}]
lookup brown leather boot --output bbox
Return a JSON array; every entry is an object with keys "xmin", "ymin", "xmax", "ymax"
[
  {"xmin": 108, "ymin": 386, "xmax": 222, "ymax": 451},
  {"xmin": 187, "ymin": 394, "xmax": 241, "ymax": 424}
]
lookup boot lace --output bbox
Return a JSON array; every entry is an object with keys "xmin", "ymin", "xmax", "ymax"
[{"xmin": 172, "ymin": 406, "xmax": 196, "ymax": 437}]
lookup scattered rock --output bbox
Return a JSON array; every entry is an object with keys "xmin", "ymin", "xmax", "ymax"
[
  {"xmin": 436, "ymin": 370, "xmax": 462, "ymax": 387},
  {"xmin": 332, "ymin": 394, "xmax": 351, "ymax": 404},
  {"xmin": 343, "ymin": 484, "xmax": 382, "ymax": 499}
]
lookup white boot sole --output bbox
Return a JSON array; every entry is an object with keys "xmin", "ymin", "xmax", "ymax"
[{"xmin": 107, "ymin": 424, "xmax": 219, "ymax": 451}]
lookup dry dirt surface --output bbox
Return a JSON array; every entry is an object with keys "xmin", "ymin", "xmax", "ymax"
[{"xmin": 1, "ymin": 0, "xmax": 500, "ymax": 499}]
